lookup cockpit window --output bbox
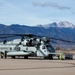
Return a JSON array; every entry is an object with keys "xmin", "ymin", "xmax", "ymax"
[{"xmin": 42, "ymin": 46, "xmax": 46, "ymax": 49}]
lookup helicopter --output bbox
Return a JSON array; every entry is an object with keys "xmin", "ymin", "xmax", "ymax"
[{"xmin": 0, "ymin": 34, "xmax": 74, "ymax": 59}]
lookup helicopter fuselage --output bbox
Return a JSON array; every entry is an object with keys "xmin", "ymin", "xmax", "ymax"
[{"xmin": 0, "ymin": 38, "xmax": 55, "ymax": 59}]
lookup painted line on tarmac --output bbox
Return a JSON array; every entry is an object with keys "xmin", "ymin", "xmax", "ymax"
[{"xmin": 0, "ymin": 66, "xmax": 75, "ymax": 71}]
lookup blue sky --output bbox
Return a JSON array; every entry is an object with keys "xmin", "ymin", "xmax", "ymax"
[{"xmin": 0, "ymin": 0, "xmax": 75, "ymax": 26}]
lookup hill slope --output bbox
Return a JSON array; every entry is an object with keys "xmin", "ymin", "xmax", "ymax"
[{"xmin": 0, "ymin": 21, "xmax": 75, "ymax": 49}]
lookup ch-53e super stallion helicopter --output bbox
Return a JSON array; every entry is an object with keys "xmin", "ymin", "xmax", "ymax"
[{"xmin": 0, "ymin": 34, "xmax": 74, "ymax": 59}]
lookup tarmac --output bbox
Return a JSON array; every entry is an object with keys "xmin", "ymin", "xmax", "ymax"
[{"xmin": 0, "ymin": 57, "xmax": 75, "ymax": 75}]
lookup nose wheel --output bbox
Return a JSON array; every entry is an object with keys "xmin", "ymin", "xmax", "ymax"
[
  {"xmin": 48, "ymin": 54, "xmax": 53, "ymax": 59},
  {"xmin": 44, "ymin": 54, "xmax": 53, "ymax": 59}
]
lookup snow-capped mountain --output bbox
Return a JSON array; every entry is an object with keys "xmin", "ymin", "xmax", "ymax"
[
  {"xmin": 41, "ymin": 22, "xmax": 57, "ymax": 29},
  {"xmin": 58, "ymin": 21, "xmax": 75, "ymax": 28},
  {"xmin": 39, "ymin": 21, "xmax": 75, "ymax": 28}
]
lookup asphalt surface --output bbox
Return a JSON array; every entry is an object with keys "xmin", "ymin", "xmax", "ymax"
[{"xmin": 0, "ymin": 57, "xmax": 75, "ymax": 75}]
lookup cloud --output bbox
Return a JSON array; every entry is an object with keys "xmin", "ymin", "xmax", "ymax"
[{"xmin": 32, "ymin": 2, "xmax": 71, "ymax": 10}]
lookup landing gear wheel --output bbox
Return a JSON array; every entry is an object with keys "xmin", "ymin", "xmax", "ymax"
[
  {"xmin": 24, "ymin": 56, "xmax": 28, "ymax": 59},
  {"xmin": 49, "ymin": 54, "xmax": 53, "ymax": 60},
  {"xmin": 0, "ymin": 52, "xmax": 4, "ymax": 58},
  {"xmin": 11, "ymin": 56, "xmax": 15, "ymax": 59}
]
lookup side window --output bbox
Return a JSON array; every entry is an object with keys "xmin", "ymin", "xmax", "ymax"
[
  {"xmin": 42, "ymin": 45, "xmax": 46, "ymax": 49},
  {"xmin": 10, "ymin": 48, "xmax": 12, "ymax": 50}
]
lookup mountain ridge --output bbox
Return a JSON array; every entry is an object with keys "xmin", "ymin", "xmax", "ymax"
[
  {"xmin": 0, "ymin": 21, "xmax": 75, "ymax": 49},
  {"xmin": 37, "ymin": 21, "xmax": 75, "ymax": 28},
  {"xmin": 0, "ymin": 21, "xmax": 75, "ymax": 38}
]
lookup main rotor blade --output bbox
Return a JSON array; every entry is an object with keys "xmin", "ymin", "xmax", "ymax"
[
  {"xmin": 0, "ymin": 34, "xmax": 75, "ymax": 43},
  {"xmin": 49, "ymin": 37, "xmax": 75, "ymax": 43},
  {"xmin": 0, "ymin": 34, "xmax": 37, "ymax": 39},
  {"xmin": 0, "ymin": 35, "xmax": 16, "ymax": 39}
]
